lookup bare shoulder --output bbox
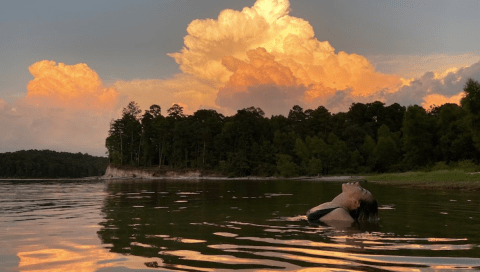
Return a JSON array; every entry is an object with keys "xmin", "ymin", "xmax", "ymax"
[
  {"xmin": 320, "ymin": 208, "xmax": 354, "ymax": 223},
  {"xmin": 307, "ymin": 202, "xmax": 338, "ymax": 213}
]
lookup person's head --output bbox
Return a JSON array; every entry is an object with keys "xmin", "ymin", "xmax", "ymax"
[
  {"xmin": 341, "ymin": 182, "xmax": 375, "ymax": 201},
  {"xmin": 341, "ymin": 182, "xmax": 378, "ymax": 222}
]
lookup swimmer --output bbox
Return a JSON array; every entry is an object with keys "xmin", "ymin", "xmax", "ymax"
[{"xmin": 306, "ymin": 182, "xmax": 378, "ymax": 223}]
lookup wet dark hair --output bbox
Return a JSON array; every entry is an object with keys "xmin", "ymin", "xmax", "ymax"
[{"xmin": 349, "ymin": 199, "xmax": 378, "ymax": 222}]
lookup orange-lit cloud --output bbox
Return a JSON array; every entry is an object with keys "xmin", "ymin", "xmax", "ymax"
[
  {"xmin": 26, "ymin": 60, "xmax": 118, "ymax": 111},
  {"xmin": 107, "ymin": 0, "xmax": 480, "ymax": 115},
  {"xmin": 0, "ymin": 60, "xmax": 122, "ymax": 156},
  {"xmin": 167, "ymin": 0, "xmax": 404, "ymax": 114},
  {"xmin": 221, "ymin": 48, "xmax": 297, "ymax": 89},
  {"xmin": 216, "ymin": 48, "xmax": 304, "ymax": 115},
  {"xmin": 422, "ymin": 93, "xmax": 465, "ymax": 109}
]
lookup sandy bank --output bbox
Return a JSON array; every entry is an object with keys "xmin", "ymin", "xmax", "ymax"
[{"xmin": 102, "ymin": 164, "xmax": 365, "ymax": 182}]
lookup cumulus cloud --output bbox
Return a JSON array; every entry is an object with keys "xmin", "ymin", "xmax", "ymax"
[
  {"xmin": 25, "ymin": 60, "xmax": 118, "ymax": 111},
  {"xmin": 221, "ymin": 48, "xmax": 297, "ymax": 88},
  {"xmin": 166, "ymin": 0, "xmax": 403, "ymax": 115},
  {"xmin": 110, "ymin": 0, "xmax": 476, "ymax": 116},
  {"xmin": 0, "ymin": 61, "xmax": 120, "ymax": 156}
]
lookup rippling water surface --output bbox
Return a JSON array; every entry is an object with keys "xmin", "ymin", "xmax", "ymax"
[{"xmin": 1, "ymin": 179, "xmax": 480, "ymax": 271}]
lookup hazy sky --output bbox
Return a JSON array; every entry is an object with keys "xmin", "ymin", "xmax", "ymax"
[{"xmin": 1, "ymin": 0, "xmax": 480, "ymax": 156}]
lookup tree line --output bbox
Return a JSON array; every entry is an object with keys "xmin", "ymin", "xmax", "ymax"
[
  {"xmin": 106, "ymin": 79, "xmax": 480, "ymax": 177},
  {"xmin": 0, "ymin": 150, "xmax": 109, "ymax": 178}
]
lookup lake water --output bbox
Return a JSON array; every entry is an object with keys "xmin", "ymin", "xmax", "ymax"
[{"xmin": 1, "ymin": 179, "xmax": 480, "ymax": 271}]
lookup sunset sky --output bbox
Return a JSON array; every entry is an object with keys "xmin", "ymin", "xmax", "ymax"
[{"xmin": 1, "ymin": 0, "xmax": 480, "ymax": 156}]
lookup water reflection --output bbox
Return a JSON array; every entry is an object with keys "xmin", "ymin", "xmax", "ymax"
[
  {"xmin": 2, "ymin": 179, "xmax": 479, "ymax": 271},
  {"xmin": 97, "ymin": 179, "xmax": 480, "ymax": 271},
  {"xmin": 17, "ymin": 242, "xmax": 118, "ymax": 272},
  {"xmin": 0, "ymin": 181, "xmax": 122, "ymax": 272}
]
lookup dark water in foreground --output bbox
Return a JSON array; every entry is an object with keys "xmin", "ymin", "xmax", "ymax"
[{"xmin": 1, "ymin": 179, "xmax": 480, "ymax": 271}]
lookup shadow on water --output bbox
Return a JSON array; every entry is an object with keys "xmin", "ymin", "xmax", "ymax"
[
  {"xmin": 306, "ymin": 218, "xmax": 381, "ymax": 233},
  {"xmin": 97, "ymin": 179, "xmax": 480, "ymax": 271}
]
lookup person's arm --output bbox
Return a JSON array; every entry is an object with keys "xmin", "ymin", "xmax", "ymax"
[{"xmin": 307, "ymin": 202, "xmax": 342, "ymax": 221}]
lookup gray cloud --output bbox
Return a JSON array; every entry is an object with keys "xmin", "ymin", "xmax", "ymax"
[
  {"xmin": 0, "ymin": 100, "xmax": 117, "ymax": 156},
  {"xmin": 385, "ymin": 61, "xmax": 480, "ymax": 106},
  {"xmin": 216, "ymin": 84, "xmax": 307, "ymax": 116}
]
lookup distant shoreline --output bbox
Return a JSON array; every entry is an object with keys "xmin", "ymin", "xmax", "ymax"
[
  {"xmin": 4, "ymin": 169, "xmax": 480, "ymax": 190},
  {"xmin": 0, "ymin": 175, "xmax": 365, "ymax": 182},
  {"xmin": 102, "ymin": 175, "xmax": 365, "ymax": 182},
  {"xmin": 100, "ymin": 164, "xmax": 367, "ymax": 182},
  {"xmin": 0, "ymin": 177, "xmax": 103, "ymax": 181},
  {"xmin": 365, "ymin": 170, "xmax": 480, "ymax": 190}
]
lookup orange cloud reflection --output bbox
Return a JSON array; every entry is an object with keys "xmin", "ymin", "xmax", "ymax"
[{"xmin": 18, "ymin": 242, "xmax": 117, "ymax": 272}]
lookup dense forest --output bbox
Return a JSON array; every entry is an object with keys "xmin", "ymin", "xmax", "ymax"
[
  {"xmin": 0, "ymin": 150, "xmax": 109, "ymax": 178},
  {"xmin": 105, "ymin": 79, "xmax": 480, "ymax": 177}
]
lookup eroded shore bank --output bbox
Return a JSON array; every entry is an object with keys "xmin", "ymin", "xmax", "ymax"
[
  {"xmin": 5, "ymin": 165, "xmax": 480, "ymax": 190},
  {"xmin": 101, "ymin": 165, "xmax": 480, "ymax": 190},
  {"xmin": 102, "ymin": 164, "xmax": 365, "ymax": 182}
]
